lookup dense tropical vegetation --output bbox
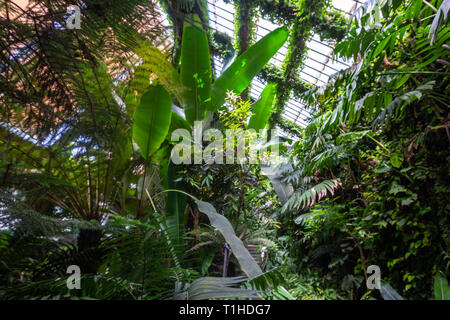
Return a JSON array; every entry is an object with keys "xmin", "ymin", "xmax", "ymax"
[{"xmin": 0, "ymin": 0, "xmax": 449, "ymax": 300}]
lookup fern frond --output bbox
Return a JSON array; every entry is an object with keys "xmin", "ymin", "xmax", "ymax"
[{"xmin": 281, "ymin": 179, "xmax": 342, "ymax": 213}]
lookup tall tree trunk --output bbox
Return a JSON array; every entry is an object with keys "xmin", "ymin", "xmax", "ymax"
[{"xmin": 76, "ymin": 228, "xmax": 103, "ymax": 274}]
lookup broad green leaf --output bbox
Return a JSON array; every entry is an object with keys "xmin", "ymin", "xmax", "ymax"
[
  {"xmin": 211, "ymin": 26, "xmax": 288, "ymax": 110},
  {"xmin": 195, "ymin": 200, "xmax": 263, "ymax": 279},
  {"xmin": 384, "ymin": 92, "xmax": 393, "ymax": 107},
  {"xmin": 394, "ymin": 74, "xmax": 411, "ymax": 90},
  {"xmin": 132, "ymin": 85, "xmax": 172, "ymax": 159},
  {"xmin": 247, "ymin": 83, "xmax": 276, "ymax": 130},
  {"xmin": 273, "ymin": 286, "xmax": 295, "ymax": 300},
  {"xmin": 180, "ymin": 15, "xmax": 212, "ymax": 125},
  {"xmin": 405, "ymin": 0, "xmax": 423, "ymax": 20},
  {"xmin": 429, "ymin": 0, "xmax": 450, "ymax": 45},
  {"xmin": 434, "ymin": 272, "xmax": 450, "ymax": 300},
  {"xmin": 380, "ymin": 280, "xmax": 404, "ymax": 300}
]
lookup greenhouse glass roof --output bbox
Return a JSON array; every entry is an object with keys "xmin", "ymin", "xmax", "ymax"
[{"xmin": 207, "ymin": 0, "xmax": 363, "ymax": 128}]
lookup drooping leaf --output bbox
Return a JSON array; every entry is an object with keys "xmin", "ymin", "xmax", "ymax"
[
  {"xmin": 390, "ymin": 152, "xmax": 403, "ymax": 168},
  {"xmin": 281, "ymin": 179, "xmax": 342, "ymax": 213},
  {"xmin": 247, "ymin": 83, "xmax": 276, "ymax": 130},
  {"xmin": 169, "ymin": 111, "xmax": 192, "ymax": 136},
  {"xmin": 195, "ymin": 200, "xmax": 263, "ymax": 279},
  {"xmin": 211, "ymin": 27, "xmax": 288, "ymax": 110},
  {"xmin": 132, "ymin": 85, "xmax": 172, "ymax": 159},
  {"xmin": 180, "ymin": 15, "xmax": 212, "ymax": 125},
  {"xmin": 336, "ymin": 130, "xmax": 370, "ymax": 145}
]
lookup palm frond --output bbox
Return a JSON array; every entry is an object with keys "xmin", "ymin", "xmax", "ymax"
[{"xmin": 281, "ymin": 179, "xmax": 341, "ymax": 213}]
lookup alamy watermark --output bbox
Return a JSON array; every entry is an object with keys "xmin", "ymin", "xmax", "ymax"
[{"xmin": 66, "ymin": 5, "xmax": 81, "ymax": 30}]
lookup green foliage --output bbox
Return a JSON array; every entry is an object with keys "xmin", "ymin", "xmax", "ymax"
[
  {"xmin": 2, "ymin": 0, "xmax": 448, "ymax": 302},
  {"xmin": 0, "ymin": 0, "xmax": 165, "ymax": 139},
  {"xmin": 125, "ymin": 44, "xmax": 183, "ymax": 114},
  {"xmin": 233, "ymin": 0, "xmax": 258, "ymax": 56},
  {"xmin": 282, "ymin": 179, "xmax": 341, "ymax": 213},
  {"xmin": 196, "ymin": 200, "xmax": 263, "ymax": 279},
  {"xmin": 210, "ymin": 31, "xmax": 235, "ymax": 64},
  {"xmin": 429, "ymin": 0, "xmax": 450, "ymax": 44},
  {"xmin": 165, "ymin": 164, "xmax": 188, "ymax": 253},
  {"xmin": 180, "ymin": 15, "xmax": 213, "ymax": 124},
  {"xmin": 258, "ymin": 64, "xmax": 311, "ymax": 101},
  {"xmin": 219, "ymin": 92, "xmax": 253, "ymax": 129},
  {"xmin": 268, "ymin": 0, "xmax": 333, "ymax": 127},
  {"xmin": 132, "ymin": 85, "xmax": 173, "ymax": 159},
  {"xmin": 174, "ymin": 276, "xmax": 259, "ymax": 300}
]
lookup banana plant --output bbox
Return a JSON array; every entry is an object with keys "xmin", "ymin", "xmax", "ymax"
[{"xmin": 130, "ymin": 14, "xmax": 288, "ymax": 277}]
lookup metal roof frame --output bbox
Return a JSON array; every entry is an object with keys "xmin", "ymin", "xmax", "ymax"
[{"xmin": 207, "ymin": 0, "xmax": 361, "ymax": 128}]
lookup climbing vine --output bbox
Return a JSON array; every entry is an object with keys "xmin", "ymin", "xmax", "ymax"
[{"xmin": 267, "ymin": 0, "xmax": 330, "ymax": 129}]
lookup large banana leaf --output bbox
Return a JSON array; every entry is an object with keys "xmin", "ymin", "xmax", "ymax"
[
  {"xmin": 210, "ymin": 26, "xmax": 288, "ymax": 111},
  {"xmin": 132, "ymin": 85, "xmax": 173, "ymax": 159},
  {"xmin": 165, "ymin": 163, "xmax": 187, "ymax": 253},
  {"xmin": 195, "ymin": 200, "xmax": 263, "ymax": 279},
  {"xmin": 173, "ymin": 276, "xmax": 259, "ymax": 300},
  {"xmin": 247, "ymin": 83, "xmax": 276, "ymax": 130},
  {"xmin": 180, "ymin": 15, "xmax": 212, "ymax": 125}
]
